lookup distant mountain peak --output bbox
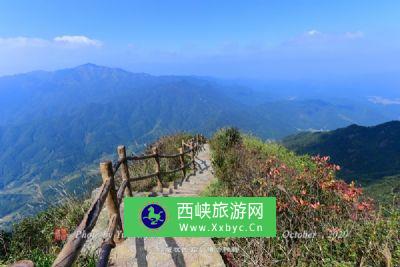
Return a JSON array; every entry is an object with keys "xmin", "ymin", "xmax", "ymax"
[
  {"xmin": 55, "ymin": 63, "xmax": 137, "ymax": 80},
  {"xmin": 283, "ymin": 120, "xmax": 400, "ymax": 183},
  {"xmin": 67, "ymin": 63, "xmax": 153, "ymax": 79},
  {"xmin": 79, "ymin": 63, "xmax": 100, "ymax": 67},
  {"xmin": 72, "ymin": 63, "xmax": 110, "ymax": 71}
]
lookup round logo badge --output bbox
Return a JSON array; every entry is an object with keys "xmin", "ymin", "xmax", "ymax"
[{"xmin": 141, "ymin": 203, "xmax": 166, "ymax": 229}]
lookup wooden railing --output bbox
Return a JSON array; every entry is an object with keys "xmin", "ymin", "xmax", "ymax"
[{"xmin": 52, "ymin": 134, "xmax": 206, "ymax": 267}]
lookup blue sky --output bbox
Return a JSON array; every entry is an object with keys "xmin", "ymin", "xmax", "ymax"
[{"xmin": 1, "ymin": 1, "xmax": 400, "ymax": 79}]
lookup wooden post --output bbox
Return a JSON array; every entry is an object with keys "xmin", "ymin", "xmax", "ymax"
[
  {"xmin": 100, "ymin": 161, "xmax": 123, "ymax": 238},
  {"xmin": 117, "ymin": 145, "xmax": 133, "ymax": 197},
  {"xmin": 152, "ymin": 147, "xmax": 162, "ymax": 193},
  {"xmin": 179, "ymin": 146, "xmax": 186, "ymax": 179},
  {"xmin": 191, "ymin": 140, "xmax": 196, "ymax": 175}
]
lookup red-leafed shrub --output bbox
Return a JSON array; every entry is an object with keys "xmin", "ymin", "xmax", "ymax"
[{"xmin": 209, "ymin": 128, "xmax": 399, "ymax": 266}]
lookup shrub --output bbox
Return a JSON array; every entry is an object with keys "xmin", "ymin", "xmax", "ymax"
[
  {"xmin": 210, "ymin": 127, "xmax": 242, "ymax": 152},
  {"xmin": 208, "ymin": 129, "xmax": 400, "ymax": 266},
  {"xmin": 209, "ymin": 128, "xmax": 243, "ymax": 193}
]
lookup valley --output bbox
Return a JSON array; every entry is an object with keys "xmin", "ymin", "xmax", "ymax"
[{"xmin": 1, "ymin": 64, "xmax": 399, "ymax": 229}]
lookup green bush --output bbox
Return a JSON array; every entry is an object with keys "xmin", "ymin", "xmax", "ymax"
[
  {"xmin": 211, "ymin": 127, "xmax": 242, "ymax": 151},
  {"xmin": 209, "ymin": 128, "xmax": 243, "ymax": 193}
]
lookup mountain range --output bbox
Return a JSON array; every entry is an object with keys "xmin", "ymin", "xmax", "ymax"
[
  {"xmin": 283, "ymin": 121, "xmax": 400, "ymax": 184},
  {"xmin": 1, "ymin": 63, "xmax": 400, "ymax": 228}
]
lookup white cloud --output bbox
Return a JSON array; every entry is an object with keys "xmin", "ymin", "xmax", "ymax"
[
  {"xmin": 53, "ymin": 35, "xmax": 102, "ymax": 47},
  {"xmin": 304, "ymin": 30, "xmax": 364, "ymax": 40},
  {"xmin": 306, "ymin": 30, "xmax": 321, "ymax": 36},
  {"xmin": 0, "ymin": 37, "xmax": 49, "ymax": 47},
  {"xmin": 0, "ymin": 35, "xmax": 102, "ymax": 48},
  {"xmin": 368, "ymin": 96, "xmax": 400, "ymax": 105}
]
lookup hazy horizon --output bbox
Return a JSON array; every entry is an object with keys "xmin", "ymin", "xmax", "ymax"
[{"xmin": 1, "ymin": 1, "xmax": 400, "ymax": 81}]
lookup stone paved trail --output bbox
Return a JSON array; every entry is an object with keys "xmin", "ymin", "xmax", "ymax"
[{"xmin": 109, "ymin": 144, "xmax": 226, "ymax": 267}]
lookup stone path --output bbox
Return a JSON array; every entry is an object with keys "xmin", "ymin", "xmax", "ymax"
[{"xmin": 109, "ymin": 144, "xmax": 225, "ymax": 267}]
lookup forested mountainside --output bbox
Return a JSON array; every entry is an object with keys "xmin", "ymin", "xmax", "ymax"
[
  {"xmin": 283, "ymin": 121, "xmax": 400, "ymax": 185},
  {"xmin": 1, "ymin": 63, "xmax": 399, "ymax": 228}
]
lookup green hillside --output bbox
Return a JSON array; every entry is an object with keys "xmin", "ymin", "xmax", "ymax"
[
  {"xmin": 282, "ymin": 121, "xmax": 400, "ymax": 185},
  {"xmin": 2, "ymin": 129, "xmax": 399, "ymax": 266},
  {"xmin": 364, "ymin": 175, "xmax": 400, "ymax": 207},
  {"xmin": 0, "ymin": 133, "xmax": 195, "ymax": 265},
  {"xmin": 1, "ymin": 64, "xmax": 400, "ymax": 229},
  {"xmin": 205, "ymin": 128, "xmax": 399, "ymax": 266}
]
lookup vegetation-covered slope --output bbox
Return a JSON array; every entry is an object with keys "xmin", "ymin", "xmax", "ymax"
[
  {"xmin": 1, "ymin": 64, "xmax": 400, "ymax": 228},
  {"xmin": 0, "ymin": 133, "xmax": 195, "ymax": 265},
  {"xmin": 364, "ymin": 174, "xmax": 400, "ymax": 207},
  {"xmin": 282, "ymin": 121, "xmax": 400, "ymax": 184},
  {"xmin": 206, "ymin": 128, "xmax": 399, "ymax": 266},
  {"xmin": 0, "ymin": 197, "xmax": 93, "ymax": 266}
]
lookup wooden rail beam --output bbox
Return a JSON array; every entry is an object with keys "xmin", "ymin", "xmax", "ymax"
[
  {"xmin": 52, "ymin": 179, "xmax": 112, "ymax": 267},
  {"xmin": 117, "ymin": 180, "xmax": 128, "ymax": 204},
  {"xmin": 126, "ymin": 153, "xmax": 156, "ymax": 161},
  {"xmin": 97, "ymin": 214, "xmax": 118, "ymax": 267}
]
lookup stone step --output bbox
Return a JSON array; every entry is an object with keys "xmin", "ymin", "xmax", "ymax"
[{"xmin": 109, "ymin": 144, "xmax": 225, "ymax": 267}]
